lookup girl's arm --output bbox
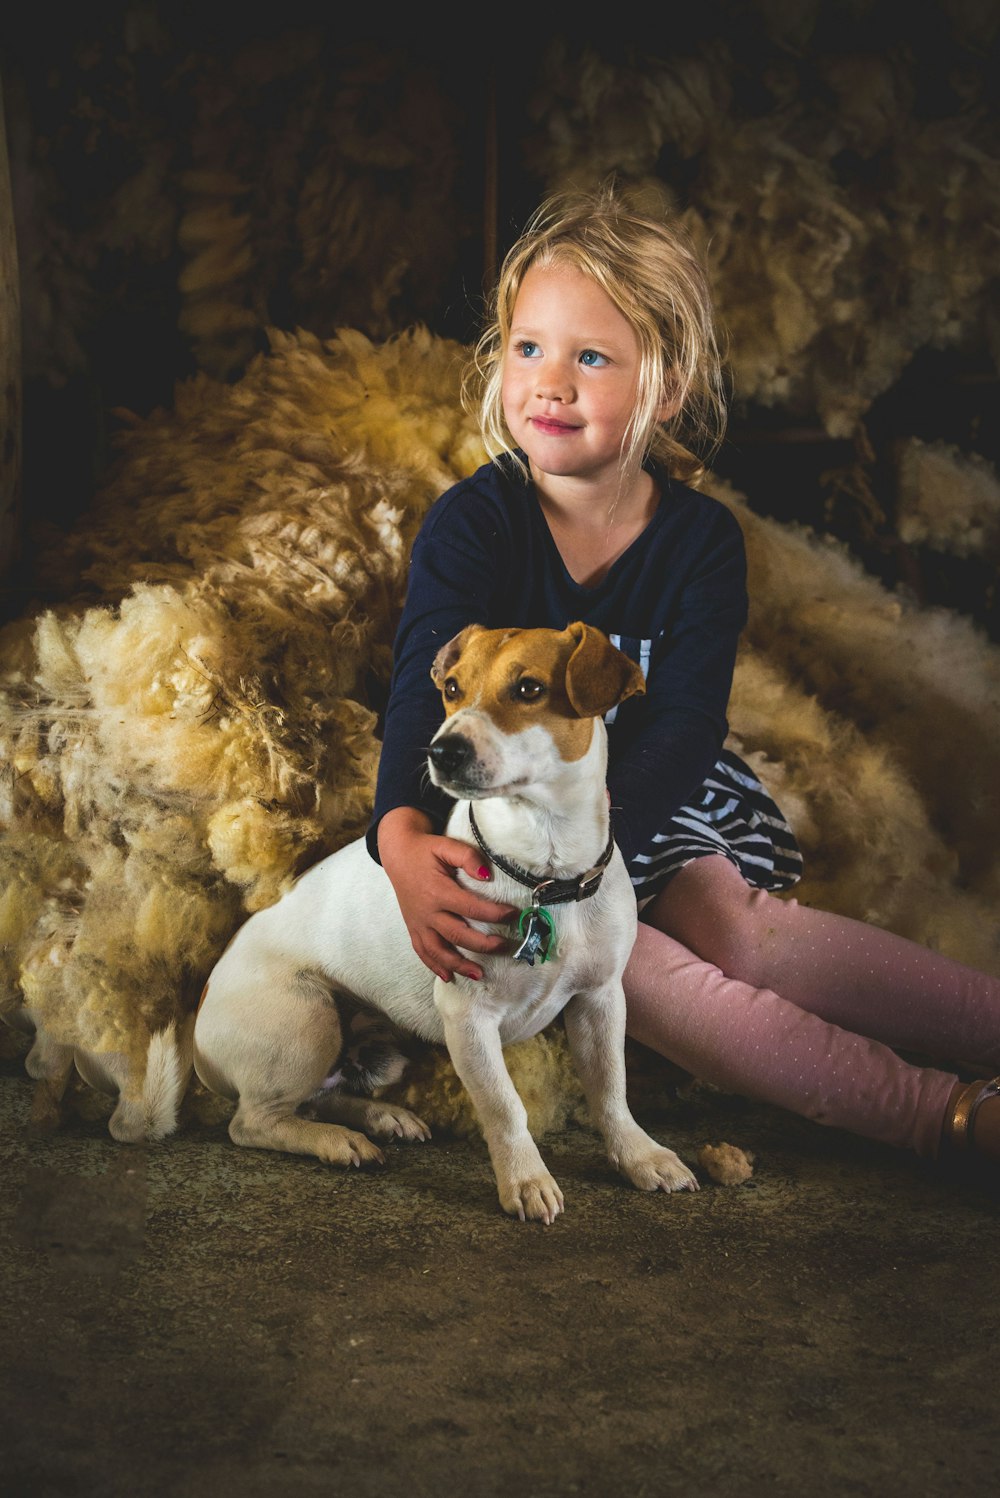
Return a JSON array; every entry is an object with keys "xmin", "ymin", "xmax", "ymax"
[
  {"xmin": 368, "ymin": 494, "xmax": 505, "ymax": 852},
  {"xmin": 369, "ymin": 489, "xmax": 519, "ymax": 980}
]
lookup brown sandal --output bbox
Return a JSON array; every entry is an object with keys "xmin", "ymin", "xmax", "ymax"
[{"xmin": 945, "ymin": 1077, "xmax": 1000, "ymax": 1153}]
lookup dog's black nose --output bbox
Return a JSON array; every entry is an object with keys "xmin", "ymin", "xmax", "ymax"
[{"xmin": 428, "ymin": 735, "xmax": 474, "ymax": 777}]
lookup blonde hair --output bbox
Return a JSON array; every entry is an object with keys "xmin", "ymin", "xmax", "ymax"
[{"xmin": 466, "ymin": 182, "xmax": 727, "ymax": 487}]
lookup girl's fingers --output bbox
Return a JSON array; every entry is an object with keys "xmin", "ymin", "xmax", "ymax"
[
  {"xmin": 434, "ymin": 857, "xmax": 514, "ymax": 914},
  {"xmin": 439, "ymin": 839, "xmax": 494, "ymax": 881},
  {"xmin": 461, "ymin": 892, "xmax": 519, "ymax": 922},
  {"xmin": 439, "ymin": 919, "xmax": 510, "ymax": 956},
  {"xmin": 425, "ymin": 869, "xmax": 516, "ymax": 925},
  {"xmin": 412, "ymin": 917, "xmax": 511, "ymax": 984},
  {"xmin": 417, "ymin": 935, "xmax": 483, "ymax": 984},
  {"xmin": 414, "ymin": 933, "xmax": 455, "ymax": 980}
]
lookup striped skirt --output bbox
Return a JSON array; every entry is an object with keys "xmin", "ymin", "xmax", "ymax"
[{"xmin": 629, "ymin": 747, "xmax": 803, "ymax": 908}]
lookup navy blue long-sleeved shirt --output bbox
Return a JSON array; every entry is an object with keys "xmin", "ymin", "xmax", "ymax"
[{"xmin": 366, "ymin": 456, "xmax": 748, "ymax": 868}]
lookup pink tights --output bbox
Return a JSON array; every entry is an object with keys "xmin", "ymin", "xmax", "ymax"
[{"xmin": 624, "ymin": 856, "xmax": 1000, "ymax": 1157}]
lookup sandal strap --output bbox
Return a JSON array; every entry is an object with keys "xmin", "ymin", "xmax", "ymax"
[{"xmin": 949, "ymin": 1077, "xmax": 1000, "ymax": 1150}]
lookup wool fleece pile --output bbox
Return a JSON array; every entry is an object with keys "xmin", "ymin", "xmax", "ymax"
[{"xmin": 2, "ymin": 326, "xmax": 999, "ymax": 1140}]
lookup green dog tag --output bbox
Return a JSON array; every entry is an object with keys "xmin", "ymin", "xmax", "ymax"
[{"xmin": 513, "ymin": 906, "xmax": 555, "ymax": 966}]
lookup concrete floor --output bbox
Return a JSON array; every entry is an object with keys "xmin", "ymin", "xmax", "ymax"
[{"xmin": 2, "ymin": 1036, "xmax": 998, "ymax": 1498}]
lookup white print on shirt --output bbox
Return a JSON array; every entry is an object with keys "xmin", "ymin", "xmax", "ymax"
[{"xmin": 604, "ymin": 632, "xmax": 655, "ymax": 724}]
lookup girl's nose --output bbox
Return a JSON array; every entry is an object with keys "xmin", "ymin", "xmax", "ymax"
[{"xmin": 535, "ymin": 363, "xmax": 574, "ymax": 402}]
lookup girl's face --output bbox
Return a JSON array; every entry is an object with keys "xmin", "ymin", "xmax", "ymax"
[{"xmin": 501, "ymin": 260, "xmax": 646, "ymax": 491}]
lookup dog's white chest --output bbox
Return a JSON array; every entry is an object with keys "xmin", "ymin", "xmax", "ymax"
[{"xmin": 452, "ymin": 869, "xmax": 634, "ymax": 1047}]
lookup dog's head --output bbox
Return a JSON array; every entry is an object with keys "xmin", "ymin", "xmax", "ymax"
[{"xmin": 426, "ymin": 622, "xmax": 645, "ymax": 798}]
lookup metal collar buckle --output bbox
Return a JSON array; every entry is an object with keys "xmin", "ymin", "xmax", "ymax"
[{"xmin": 576, "ymin": 866, "xmax": 606, "ymax": 898}]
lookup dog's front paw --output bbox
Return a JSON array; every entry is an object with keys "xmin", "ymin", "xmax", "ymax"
[
  {"xmin": 617, "ymin": 1139, "xmax": 699, "ymax": 1194},
  {"xmin": 497, "ymin": 1171, "xmax": 565, "ymax": 1225}
]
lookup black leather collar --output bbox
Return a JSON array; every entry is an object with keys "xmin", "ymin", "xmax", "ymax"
[{"xmin": 467, "ymin": 806, "xmax": 614, "ymax": 907}]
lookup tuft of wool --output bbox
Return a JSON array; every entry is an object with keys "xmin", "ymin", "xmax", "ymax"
[
  {"xmin": 9, "ymin": 29, "xmax": 470, "ymax": 392},
  {"xmin": 697, "ymin": 1142, "xmax": 755, "ymax": 1186},
  {"xmin": 172, "ymin": 42, "xmax": 466, "ymax": 378},
  {"xmin": 896, "ymin": 439, "xmax": 1000, "ymax": 560},
  {"xmin": 207, "ymin": 799, "xmax": 326, "ymax": 913},
  {"xmin": 725, "ymin": 649, "xmax": 998, "ymax": 965},
  {"xmin": 382, "ymin": 1027, "xmax": 586, "ymax": 1141}
]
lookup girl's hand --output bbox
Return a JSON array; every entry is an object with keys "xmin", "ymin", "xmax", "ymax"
[{"xmin": 377, "ymin": 806, "xmax": 518, "ymax": 983}]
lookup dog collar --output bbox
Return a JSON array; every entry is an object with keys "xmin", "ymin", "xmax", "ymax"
[
  {"xmin": 467, "ymin": 806, "xmax": 615, "ymax": 967},
  {"xmin": 467, "ymin": 806, "xmax": 615, "ymax": 907}
]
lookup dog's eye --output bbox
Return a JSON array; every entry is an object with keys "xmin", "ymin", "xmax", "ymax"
[
  {"xmin": 442, "ymin": 677, "xmax": 461, "ymax": 700},
  {"xmin": 514, "ymin": 678, "xmax": 545, "ymax": 701}
]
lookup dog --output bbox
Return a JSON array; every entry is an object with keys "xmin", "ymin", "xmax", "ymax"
[{"xmin": 193, "ymin": 621, "xmax": 698, "ymax": 1221}]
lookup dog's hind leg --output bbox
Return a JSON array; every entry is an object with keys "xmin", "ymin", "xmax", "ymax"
[
  {"xmin": 23, "ymin": 1024, "xmax": 74, "ymax": 1134},
  {"xmin": 196, "ymin": 966, "xmax": 387, "ymax": 1167},
  {"xmin": 302, "ymin": 1007, "xmax": 431, "ymax": 1143},
  {"xmin": 306, "ymin": 1091, "xmax": 432, "ymax": 1143},
  {"xmin": 229, "ymin": 1098, "xmax": 387, "ymax": 1166}
]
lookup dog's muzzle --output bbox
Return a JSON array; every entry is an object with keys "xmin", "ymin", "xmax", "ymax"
[{"xmin": 428, "ymin": 716, "xmax": 517, "ymax": 795}]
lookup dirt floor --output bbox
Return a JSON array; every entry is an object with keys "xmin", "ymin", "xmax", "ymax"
[{"xmin": 2, "ymin": 1032, "xmax": 998, "ymax": 1498}]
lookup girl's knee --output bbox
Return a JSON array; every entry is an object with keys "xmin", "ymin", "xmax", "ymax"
[
  {"xmin": 705, "ymin": 886, "xmax": 776, "ymax": 972},
  {"xmin": 652, "ymin": 860, "xmax": 795, "ymax": 979},
  {"xmin": 716, "ymin": 886, "xmax": 801, "ymax": 983}
]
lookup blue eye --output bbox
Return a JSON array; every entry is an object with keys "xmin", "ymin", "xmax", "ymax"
[
  {"xmin": 580, "ymin": 349, "xmax": 608, "ymax": 367},
  {"xmin": 517, "ymin": 340, "xmax": 540, "ymax": 359}
]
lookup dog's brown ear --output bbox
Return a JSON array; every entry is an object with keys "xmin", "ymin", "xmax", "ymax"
[
  {"xmin": 430, "ymin": 624, "xmax": 485, "ymax": 685},
  {"xmin": 563, "ymin": 622, "xmax": 646, "ymax": 718}
]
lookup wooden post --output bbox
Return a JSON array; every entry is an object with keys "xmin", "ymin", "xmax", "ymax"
[{"xmin": 0, "ymin": 70, "xmax": 22, "ymax": 593}]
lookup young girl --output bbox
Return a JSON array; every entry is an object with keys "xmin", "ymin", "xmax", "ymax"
[{"xmin": 369, "ymin": 182, "xmax": 1000, "ymax": 1172}]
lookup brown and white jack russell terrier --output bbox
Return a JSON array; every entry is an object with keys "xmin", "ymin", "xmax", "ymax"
[{"xmin": 193, "ymin": 622, "xmax": 698, "ymax": 1221}]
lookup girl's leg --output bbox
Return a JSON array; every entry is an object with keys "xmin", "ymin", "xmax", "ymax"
[
  {"xmin": 647, "ymin": 855, "xmax": 1000, "ymax": 1073},
  {"xmin": 622, "ymin": 922, "xmax": 958, "ymax": 1158}
]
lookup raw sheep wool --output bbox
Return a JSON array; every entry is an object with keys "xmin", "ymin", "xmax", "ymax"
[
  {"xmin": 175, "ymin": 42, "xmax": 463, "ymax": 379},
  {"xmin": 696, "ymin": 1142, "xmax": 755, "ymax": 1186},
  {"xmin": 723, "ymin": 479, "xmax": 1000, "ymax": 920},
  {"xmin": 2, "ymin": 324, "xmax": 1000, "ymax": 1136},
  {"xmin": 895, "ymin": 439, "xmax": 1000, "ymax": 561}
]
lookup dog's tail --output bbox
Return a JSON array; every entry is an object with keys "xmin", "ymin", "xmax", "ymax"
[
  {"xmin": 107, "ymin": 1017, "xmax": 194, "ymax": 1143},
  {"xmin": 142, "ymin": 1022, "xmax": 187, "ymax": 1139}
]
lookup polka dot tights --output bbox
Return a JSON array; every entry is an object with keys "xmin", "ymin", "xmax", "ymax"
[{"xmin": 624, "ymin": 856, "xmax": 1000, "ymax": 1158}]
